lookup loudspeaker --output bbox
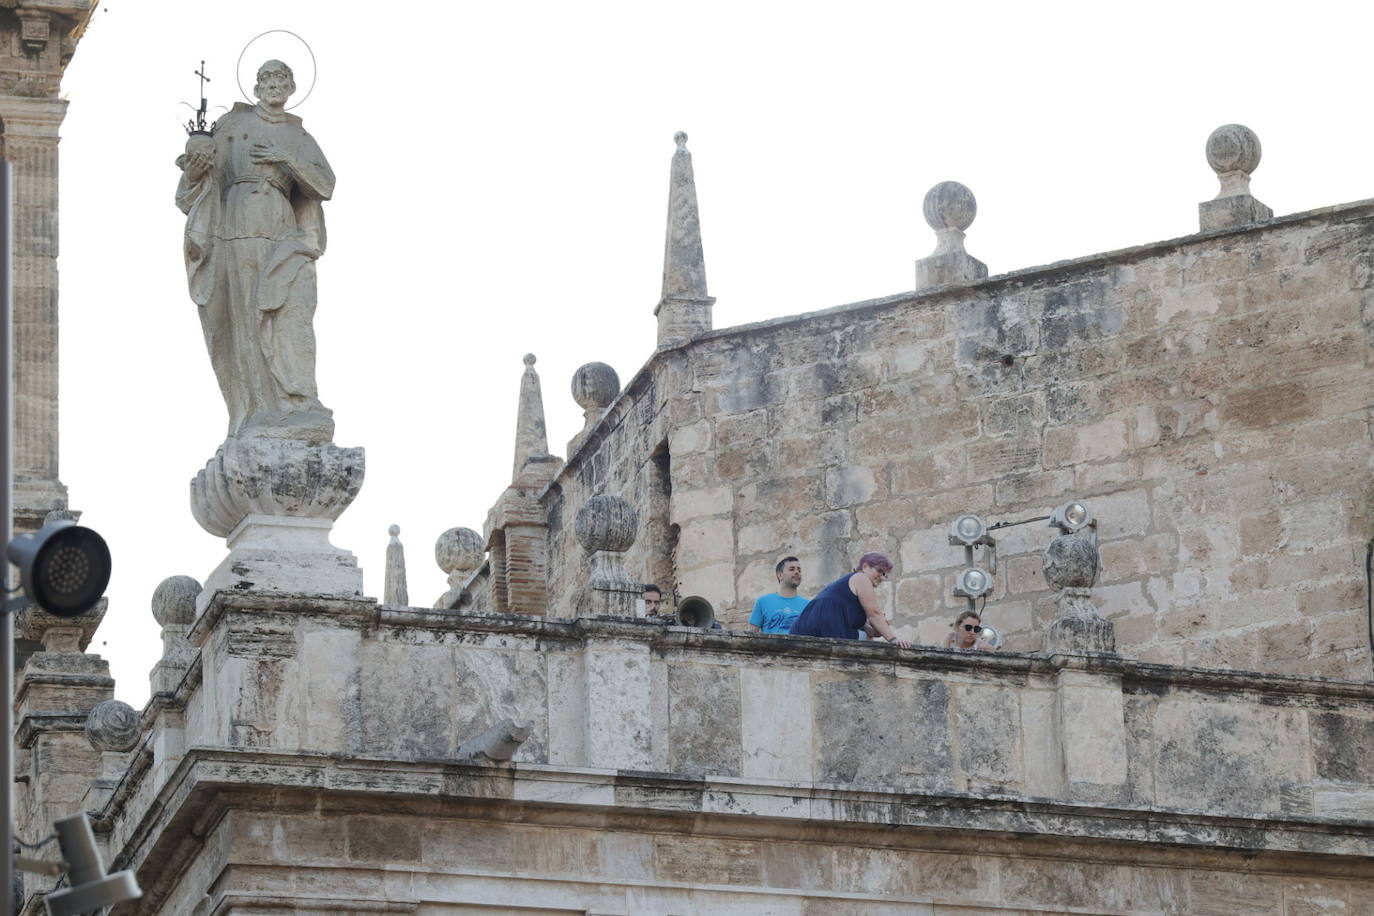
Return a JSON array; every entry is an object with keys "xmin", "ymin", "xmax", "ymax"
[{"xmin": 674, "ymin": 595, "xmax": 715, "ymax": 629}]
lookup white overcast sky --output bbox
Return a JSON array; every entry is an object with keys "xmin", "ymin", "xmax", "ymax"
[{"xmin": 55, "ymin": 0, "xmax": 1374, "ymax": 705}]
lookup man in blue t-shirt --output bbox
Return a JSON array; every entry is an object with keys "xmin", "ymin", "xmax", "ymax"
[{"xmin": 749, "ymin": 556, "xmax": 810, "ymax": 634}]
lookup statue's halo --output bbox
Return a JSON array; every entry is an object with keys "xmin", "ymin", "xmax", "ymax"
[{"xmin": 235, "ymin": 29, "xmax": 318, "ymax": 111}]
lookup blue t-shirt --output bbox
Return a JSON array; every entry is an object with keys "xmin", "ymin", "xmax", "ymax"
[{"xmin": 749, "ymin": 592, "xmax": 810, "ymax": 634}]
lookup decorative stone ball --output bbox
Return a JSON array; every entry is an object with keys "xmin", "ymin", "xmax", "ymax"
[
  {"xmin": 1205, "ymin": 124, "xmax": 1262, "ymax": 176},
  {"xmin": 574, "ymin": 494, "xmax": 638, "ymax": 554},
  {"xmin": 388, "ymin": 524, "xmax": 401, "ymax": 538},
  {"xmin": 571, "ymin": 362, "xmax": 620, "ymax": 412},
  {"xmin": 85, "ymin": 699, "xmax": 141, "ymax": 752},
  {"xmin": 151, "ymin": 575, "xmax": 202, "ymax": 628},
  {"xmin": 1042, "ymin": 535, "xmax": 1100, "ymax": 591},
  {"xmin": 922, "ymin": 181, "xmax": 977, "ymax": 232},
  {"xmin": 435, "ymin": 527, "xmax": 484, "ymax": 575}
]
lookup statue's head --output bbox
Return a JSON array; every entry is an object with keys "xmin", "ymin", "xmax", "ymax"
[{"xmin": 254, "ymin": 60, "xmax": 296, "ymax": 108}]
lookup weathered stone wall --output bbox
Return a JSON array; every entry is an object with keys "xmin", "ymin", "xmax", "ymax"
[
  {"xmin": 138, "ymin": 601, "xmax": 1374, "ymax": 826},
  {"xmin": 543, "ymin": 201, "xmax": 1374, "ymax": 679},
  {"xmin": 127, "ymin": 780, "xmax": 1374, "ymax": 915},
  {"xmin": 97, "ymin": 599, "xmax": 1374, "ymax": 914}
]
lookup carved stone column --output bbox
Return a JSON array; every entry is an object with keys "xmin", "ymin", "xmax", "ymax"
[{"xmin": 0, "ymin": 98, "xmax": 71, "ymax": 525}]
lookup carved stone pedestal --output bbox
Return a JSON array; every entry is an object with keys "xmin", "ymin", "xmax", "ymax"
[
  {"xmin": 1041, "ymin": 534, "xmax": 1116, "ymax": 656},
  {"xmin": 1046, "ymin": 588, "xmax": 1117, "ymax": 655},
  {"xmin": 191, "ymin": 437, "xmax": 365, "ymax": 613}
]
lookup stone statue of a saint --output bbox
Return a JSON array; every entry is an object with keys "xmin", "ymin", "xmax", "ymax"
[{"xmin": 176, "ymin": 59, "xmax": 336, "ymax": 442}]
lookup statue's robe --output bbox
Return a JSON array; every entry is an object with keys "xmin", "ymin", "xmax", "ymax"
[{"xmin": 176, "ymin": 101, "xmax": 336, "ymax": 440}]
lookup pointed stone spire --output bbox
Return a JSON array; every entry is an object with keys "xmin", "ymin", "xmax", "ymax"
[
  {"xmin": 655, "ymin": 131, "xmax": 715, "ymax": 349},
  {"xmin": 384, "ymin": 524, "xmax": 408, "ymax": 606},
  {"xmin": 512, "ymin": 353, "xmax": 551, "ymax": 479}
]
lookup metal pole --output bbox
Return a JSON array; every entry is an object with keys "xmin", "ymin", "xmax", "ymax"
[{"xmin": 1, "ymin": 158, "xmax": 15, "ymax": 916}]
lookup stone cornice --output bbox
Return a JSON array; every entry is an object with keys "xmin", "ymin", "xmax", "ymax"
[
  {"xmin": 106, "ymin": 745, "xmax": 1374, "ymax": 914},
  {"xmin": 15, "ymin": 711, "xmax": 84, "ymax": 748},
  {"xmin": 188, "ymin": 591, "xmax": 375, "ymax": 648},
  {"xmin": 0, "ymin": 95, "xmax": 68, "ymax": 136}
]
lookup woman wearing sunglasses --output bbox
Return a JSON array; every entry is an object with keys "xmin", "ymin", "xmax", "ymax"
[{"xmin": 943, "ymin": 610, "xmax": 998, "ymax": 651}]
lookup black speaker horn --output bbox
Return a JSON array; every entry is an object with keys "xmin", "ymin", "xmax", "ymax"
[
  {"xmin": 6, "ymin": 520, "xmax": 111, "ymax": 618},
  {"xmin": 674, "ymin": 595, "xmax": 715, "ymax": 629}
]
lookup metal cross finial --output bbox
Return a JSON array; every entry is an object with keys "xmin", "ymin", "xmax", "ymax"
[{"xmin": 191, "ymin": 60, "xmax": 212, "ymax": 133}]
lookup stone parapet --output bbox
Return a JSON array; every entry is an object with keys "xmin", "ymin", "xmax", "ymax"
[
  {"xmin": 133, "ymin": 596, "xmax": 1374, "ymax": 828},
  {"xmin": 90, "ymin": 594, "xmax": 1374, "ymax": 912}
]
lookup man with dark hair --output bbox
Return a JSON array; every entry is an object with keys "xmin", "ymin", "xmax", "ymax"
[
  {"xmin": 748, "ymin": 556, "xmax": 809, "ymax": 634},
  {"xmin": 642, "ymin": 584, "xmax": 664, "ymax": 618}
]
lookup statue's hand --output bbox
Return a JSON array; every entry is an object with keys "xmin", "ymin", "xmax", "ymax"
[
  {"xmin": 249, "ymin": 142, "xmax": 289, "ymax": 165},
  {"xmin": 184, "ymin": 148, "xmax": 214, "ymax": 180}
]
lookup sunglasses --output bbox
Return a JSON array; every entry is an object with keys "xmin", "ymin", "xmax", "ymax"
[{"xmin": 962, "ymin": 624, "xmax": 983, "ymax": 632}]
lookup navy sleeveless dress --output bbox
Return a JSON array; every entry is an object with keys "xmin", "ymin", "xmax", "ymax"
[{"xmin": 788, "ymin": 573, "xmax": 865, "ymax": 639}]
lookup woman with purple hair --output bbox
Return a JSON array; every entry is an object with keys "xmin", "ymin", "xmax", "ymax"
[{"xmin": 788, "ymin": 552, "xmax": 912, "ymax": 647}]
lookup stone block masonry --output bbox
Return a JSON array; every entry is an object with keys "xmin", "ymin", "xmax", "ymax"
[
  {"xmin": 543, "ymin": 201, "xmax": 1374, "ymax": 678},
  {"xmin": 93, "ymin": 603, "xmax": 1374, "ymax": 914}
]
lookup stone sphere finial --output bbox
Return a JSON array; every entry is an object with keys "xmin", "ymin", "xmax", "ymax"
[
  {"xmin": 575, "ymin": 495, "xmax": 638, "ymax": 554},
  {"xmin": 86, "ymin": 699, "xmax": 141, "ymax": 752},
  {"xmin": 523, "ymin": 353, "xmax": 536, "ymax": 367},
  {"xmin": 571, "ymin": 362, "xmax": 620, "ymax": 412},
  {"xmin": 1042, "ymin": 535, "xmax": 1100, "ymax": 591},
  {"xmin": 674, "ymin": 131, "xmax": 688, "ymax": 149},
  {"xmin": 388, "ymin": 523, "xmax": 400, "ymax": 537},
  {"xmin": 922, "ymin": 181, "xmax": 977, "ymax": 233},
  {"xmin": 434, "ymin": 527, "xmax": 485, "ymax": 576},
  {"xmin": 151, "ymin": 575, "xmax": 202, "ymax": 627},
  {"xmin": 1205, "ymin": 124, "xmax": 1262, "ymax": 177}
]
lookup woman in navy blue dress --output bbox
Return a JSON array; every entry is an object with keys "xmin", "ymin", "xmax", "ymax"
[{"xmin": 788, "ymin": 552, "xmax": 912, "ymax": 647}]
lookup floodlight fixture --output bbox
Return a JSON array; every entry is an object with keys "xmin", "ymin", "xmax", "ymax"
[
  {"xmin": 953, "ymin": 566, "xmax": 994, "ymax": 599},
  {"xmin": 1048, "ymin": 500, "xmax": 1093, "ymax": 535},
  {"xmin": 948, "ymin": 513, "xmax": 991, "ymax": 547},
  {"xmin": 6, "ymin": 520, "xmax": 111, "ymax": 618},
  {"xmin": 43, "ymin": 812, "xmax": 141, "ymax": 916}
]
